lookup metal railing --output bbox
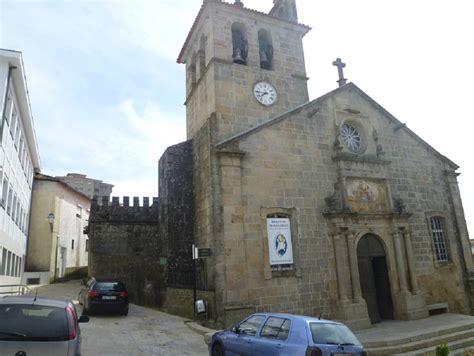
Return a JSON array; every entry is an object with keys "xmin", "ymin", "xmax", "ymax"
[{"xmin": 0, "ymin": 284, "xmax": 32, "ymax": 296}]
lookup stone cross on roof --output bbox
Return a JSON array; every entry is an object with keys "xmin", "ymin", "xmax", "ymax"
[{"xmin": 332, "ymin": 58, "xmax": 347, "ymax": 87}]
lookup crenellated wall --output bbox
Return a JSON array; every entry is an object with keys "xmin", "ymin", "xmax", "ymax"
[
  {"xmin": 88, "ymin": 140, "xmax": 196, "ymax": 317},
  {"xmin": 88, "ymin": 196, "xmax": 165, "ymax": 307}
]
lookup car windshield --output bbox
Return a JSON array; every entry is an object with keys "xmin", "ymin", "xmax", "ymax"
[
  {"xmin": 0, "ymin": 304, "xmax": 68, "ymax": 341},
  {"xmin": 310, "ymin": 322, "xmax": 361, "ymax": 346},
  {"xmin": 94, "ymin": 282, "xmax": 125, "ymax": 292}
]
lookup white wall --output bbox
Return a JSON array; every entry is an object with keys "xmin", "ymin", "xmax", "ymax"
[
  {"xmin": 0, "ymin": 51, "xmax": 39, "ymax": 286},
  {"xmin": 57, "ymin": 198, "xmax": 89, "ymax": 273}
]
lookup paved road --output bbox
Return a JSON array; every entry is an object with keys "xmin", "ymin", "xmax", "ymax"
[{"xmin": 35, "ymin": 280, "xmax": 208, "ymax": 356}]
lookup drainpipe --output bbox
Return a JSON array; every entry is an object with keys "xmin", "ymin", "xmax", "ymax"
[{"xmin": 0, "ymin": 65, "xmax": 17, "ymax": 144}]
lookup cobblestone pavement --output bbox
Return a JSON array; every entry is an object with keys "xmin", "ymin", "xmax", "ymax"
[{"xmin": 34, "ymin": 280, "xmax": 208, "ymax": 356}]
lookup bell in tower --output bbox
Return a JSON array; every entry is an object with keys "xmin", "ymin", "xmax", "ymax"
[
  {"xmin": 258, "ymin": 29, "xmax": 274, "ymax": 70},
  {"xmin": 231, "ymin": 23, "xmax": 248, "ymax": 65}
]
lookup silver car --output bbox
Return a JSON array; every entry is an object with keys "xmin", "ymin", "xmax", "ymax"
[{"xmin": 0, "ymin": 296, "xmax": 89, "ymax": 356}]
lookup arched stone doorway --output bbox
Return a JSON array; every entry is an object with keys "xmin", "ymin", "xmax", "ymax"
[{"xmin": 357, "ymin": 234, "xmax": 394, "ymax": 324}]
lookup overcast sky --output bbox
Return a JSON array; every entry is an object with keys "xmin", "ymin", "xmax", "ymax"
[{"xmin": 1, "ymin": 0, "xmax": 472, "ymax": 237}]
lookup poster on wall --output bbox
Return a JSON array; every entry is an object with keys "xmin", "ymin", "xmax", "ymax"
[{"xmin": 266, "ymin": 218, "xmax": 293, "ymax": 265}]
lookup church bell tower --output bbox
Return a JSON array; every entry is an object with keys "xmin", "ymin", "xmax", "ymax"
[{"xmin": 177, "ymin": 0, "xmax": 311, "ymax": 141}]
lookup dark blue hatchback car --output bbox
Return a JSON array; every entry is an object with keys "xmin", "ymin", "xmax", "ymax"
[{"xmin": 209, "ymin": 313, "xmax": 367, "ymax": 356}]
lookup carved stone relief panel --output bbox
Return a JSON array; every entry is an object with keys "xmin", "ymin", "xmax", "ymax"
[{"xmin": 345, "ymin": 178, "xmax": 390, "ymax": 213}]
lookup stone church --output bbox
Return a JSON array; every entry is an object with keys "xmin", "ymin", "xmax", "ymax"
[{"xmin": 89, "ymin": 0, "xmax": 473, "ymax": 330}]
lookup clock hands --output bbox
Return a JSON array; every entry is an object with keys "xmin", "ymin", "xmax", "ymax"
[{"xmin": 255, "ymin": 90, "xmax": 270, "ymax": 101}]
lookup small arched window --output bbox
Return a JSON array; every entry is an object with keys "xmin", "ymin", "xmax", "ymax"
[
  {"xmin": 231, "ymin": 23, "xmax": 248, "ymax": 65},
  {"xmin": 258, "ymin": 29, "xmax": 274, "ymax": 70}
]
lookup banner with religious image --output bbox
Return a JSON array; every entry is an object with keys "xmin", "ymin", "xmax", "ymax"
[{"xmin": 266, "ymin": 218, "xmax": 293, "ymax": 265}]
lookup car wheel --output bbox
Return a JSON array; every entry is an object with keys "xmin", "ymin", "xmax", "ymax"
[
  {"xmin": 121, "ymin": 307, "xmax": 129, "ymax": 316},
  {"xmin": 82, "ymin": 305, "xmax": 89, "ymax": 315},
  {"xmin": 211, "ymin": 343, "xmax": 224, "ymax": 356}
]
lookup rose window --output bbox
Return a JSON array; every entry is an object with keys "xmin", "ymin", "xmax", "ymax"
[{"xmin": 340, "ymin": 123, "xmax": 362, "ymax": 152}]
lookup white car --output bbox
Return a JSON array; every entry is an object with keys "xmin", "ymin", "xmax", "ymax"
[{"xmin": 0, "ymin": 296, "xmax": 89, "ymax": 356}]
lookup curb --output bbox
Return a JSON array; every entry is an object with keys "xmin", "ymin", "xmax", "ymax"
[{"xmin": 185, "ymin": 321, "xmax": 220, "ymax": 345}]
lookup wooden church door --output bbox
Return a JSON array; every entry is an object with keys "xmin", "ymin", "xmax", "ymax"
[{"xmin": 357, "ymin": 234, "xmax": 394, "ymax": 323}]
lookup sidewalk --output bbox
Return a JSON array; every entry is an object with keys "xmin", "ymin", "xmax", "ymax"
[
  {"xmin": 354, "ymin": 313, "xmax": 474, "ymax": 346},
  {"xmin": 33, "ymin": 280, "xmax": 209, "ymax": 355}
]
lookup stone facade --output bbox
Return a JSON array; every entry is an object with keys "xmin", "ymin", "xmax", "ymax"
[
  {"xmin": 158, "ymin": 141, "xmax": 195, "ymax": 290},
  {"xmin": 88, "ymin": 142, "xmax": 196, "ymax": 314},
  {"xmin": 179, "ymin": 0, "xmax": 310, "ymax": 141},
  {"xmin": 88, "ymin": 197, "xmax": 164, "ymax": 307},
  {"xmin": 178, "ymin": 0, "xmax": 473, "ymax": 329},
  {"xmin": 189, "ymin": 85, "xmax": 474, "ymax": 329},
  {"xmin": 89, "ymin": 0, "xmax": 473, "ymax": 329}
]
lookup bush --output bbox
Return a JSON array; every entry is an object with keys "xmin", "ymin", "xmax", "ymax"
[{"xmin": 435, "ymin": 343, "xmax": 449, "ymax": 356}]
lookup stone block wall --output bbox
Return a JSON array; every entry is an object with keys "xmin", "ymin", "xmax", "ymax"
[
  {"xmin": 184, "ymin": 1, "xmax": 310, "ymax": 141},
  {"xmin": 159, "ymin": 141, "xmax": 195, "ymax": 290},
  {"xmin": 88, "ymin": 141, "xmax": 197, "ymax": 318},
  {"xmin": 88, "ymin": 196, "xmax": 164, "ymax": 307},
  {"xmin": 161, "ymin": 288, "xmax": 215, "ymax": 322},
  {"xmin": 202, "ymin": 84, "xmax": 472, "ymax": 328}
]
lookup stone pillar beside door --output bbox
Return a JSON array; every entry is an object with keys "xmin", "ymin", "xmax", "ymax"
[
  {"xmin": 333, "ymin": 229, "xmax": 371, "ymax": 330},
  {"xmin": 391, "ymin": 230, "xmax": 428, "ymax": 321}
]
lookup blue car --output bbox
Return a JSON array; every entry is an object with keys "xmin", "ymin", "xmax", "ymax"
[{"xmin": 209, "ymin": 312, "xmax": 367, "ymax": 356}]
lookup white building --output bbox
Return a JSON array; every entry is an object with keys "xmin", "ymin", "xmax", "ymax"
[
  {"xmin": 0, "ymin": 49, "xmax": 40, "ymax": 287},
  {"xmin": 25, "ymin": 174, "xmax": 90, "ymax": 284}
]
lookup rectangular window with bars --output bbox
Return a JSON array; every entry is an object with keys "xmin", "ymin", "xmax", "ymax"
[
  {"xmin": 0, "ymin": 248, "xmax": 6, "ymax": 275},
  {"xmin": 7, "ymin": 251, "xmax": 12, "ymax": 276},
  {"xmin": 430, "ymin": 216, "xmax": 448, "ymax": 262},
  {"xmin": 6, "ymin": 187, "xmax": 13, "ymax": 215}
]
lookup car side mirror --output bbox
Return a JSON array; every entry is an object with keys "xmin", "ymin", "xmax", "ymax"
[
  {"xmin": 231, "ymin": 325, "xmax": 240, "ymax": 334},
  {"xmin": 78, "ymin": 315, "xmax": 89, "ymax": 323}
]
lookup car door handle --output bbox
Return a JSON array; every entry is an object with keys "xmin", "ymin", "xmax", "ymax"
[
  {"xmin": 274, "ymin": 343, "xmax": 283, "ymax": 349},
  {"xmin": 247, "ymin": 339, "xmax": 253, "ymax": 344}
]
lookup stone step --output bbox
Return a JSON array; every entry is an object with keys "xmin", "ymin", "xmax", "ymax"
[
  {"xmin": 392, "ymin": 336, "xmax": 474, "ymax": 356},
  {"xmin": 452, "ymin": 346, "xmax": 474, "ymax": 356},
  {"xmin": 366, "ymin": 329, "xmax": 474, "ymax": 355},
  {"xmin": 362, "ymin": 319, "xmax": 474, "ymax": 349}
]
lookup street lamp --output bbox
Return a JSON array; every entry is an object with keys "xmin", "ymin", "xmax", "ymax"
[{"xmin": 47, "ymin": 213, "xmax": 55, "ymax": 232}]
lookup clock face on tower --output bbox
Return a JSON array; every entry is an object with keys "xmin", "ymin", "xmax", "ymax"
[{"xmin": 253, "ymin": 81, "xmax": 277, "ymax": 106}]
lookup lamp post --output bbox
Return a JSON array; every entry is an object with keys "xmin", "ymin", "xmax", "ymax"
[{"xmin": 48, "ymin": 213, "xmax": 54, "ymax": 232}]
